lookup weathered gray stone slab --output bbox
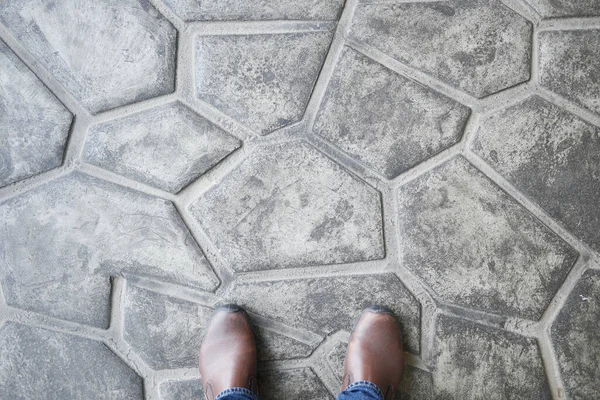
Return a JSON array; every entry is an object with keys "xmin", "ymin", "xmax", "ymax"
[
  {"xmin": 472, "ymin": 96, "xmax": 600, "ymax": 253},
  {"xmin": 227, "ymin": 273, "xmax": 421, "ymax": 354},
  {"xmin": 350, "ymin": 0, "xmax": 531, "ymax": 98},
  {"xmin": 551, "ymin": 269, "xmax": 600, "ymax": 399},
  {"xmin": 163, "ymin": 0, "xmax": 344, "ymax": 21},
  {"xmin": 327, "ymin": 341, "xmax": 434, "ymax": 399},
  {"xmin": 195, "ymin": 32, "xmax": 332, "ymax": 134},
  {"xmin": 432, "ymin": 315, "xmax": 551, "ymax": 399},
  {"xmin": 0, "ymin": 40, "xmax": 72, "ymax": 188},
  {"xmin": 0, "ymin": 172, "xmax": 218, "ymax": 327},
  {"xmin": 124, "ymin": 284, "xmax": 315, "ymax": 370},
  {"xmin": 0, "ymin": 0, "xmax": 176, "ymax": 114},
  {"xmin": 525, "ymin": 0, "xmax": 600, "ymax": 18},
  {"xmin": 0, "ymin": 322, "xmax": 143, "ymax": 399},
  {"xmin": 396, "ymin": 157, "xmax": 577, "ymax": 320},
  {"xmin": 314, "ymin": 46, "xmax": 469, "ymax": 179},
  {"xmin": 190, "ymin": 142, "xmax": 384, "ymax": 271},
  {"xmin": 539, "ymin": 30, "xmax": 600, "ymax": 115},
  {"xmin": 84, "ymin": 102, "xmax": 240, "ymax": 193},
  {"xmin": 260, "ymin": 368, "xmax": 332, "ymax": 400},
  {"xmin": 160, "ymin": 379, "xmax": 203, "ymax": 400}
]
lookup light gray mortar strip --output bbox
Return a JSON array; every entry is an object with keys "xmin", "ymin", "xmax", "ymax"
[
  {"xmin": 538, "ymin": 332, "xmax": 566, "ymax": 400},
  {"xmin": 91, "ymin": 92, "xmax": 179, "ymax": 124},
  {"xmin": 188, "ymin": 20, "xmax": 337, "ymax": 36},
  {"xmin": 104, "ymin": 339, "xmax": 156, "ymax": 394},
  {"xmin": 0, "ymin": 165, "xmax": 70, "ymax": 202},
  {"xmin": 535, "ymin": 86, "xmax": 600, "ymax": 128},
  {"xmin": 108, "ymin": 276, "xmax": 127, "ymax": 338},
  {"xmin": 346, "ymin": 38, "xmax": 479, "ymax": 109},
  {"xmin": 531, "ymin": 25, "xmax": 540, "ymax": 84},
  {"xmin": 257, "ymin": 358, "xmax": 312, "ymax": 372},
  {"xmin": 147, "ymin": 0, "xmax": 185, "ymax": 32},
  {"xmin": 380, "ymin": 185, "xmax": 400, "ymax": 269},
  {"xmin": 499, "ymin": 0, "xmax": 541, "ymax": 24},
  {"xmin": 248, "ymin": 312, "xmax": 324, "ymax": 347},
  {"xmin": 0, "ymin": 22, "xmax": 88, "ymax": 117},
  {"xmin": 390, "ymin": 141, "xmax": 462, "ymax": 186},
  {"xmin": 463, "ymin": 151, "xmax": 598, "ymax": 257},
  {"xmin": 78, "ymin": 162, "xmax": 177, "ymax": 202},
  {"xmin": 124, "ymin": 275, "xmax": 219, "ymax": 307},
  {"xmin": 245, "ymin": 122, "xmax": 308, "ymax": 148},
  {"xmin": 477, "ymin": 83, "xmax": 534, "ymax": 113},
  {"xmin": 456, "ymin": 112, "xmax": 480, "ymax": 152},
  {"xmin": 538, "ymin": 17, "xmax": 600, "ymax": 31},
  {"xmin": 62, "ymin": 114, "xmax": 94, "ymax": 164},
  {"xmin": 154, "ymin": 368, "xmax": 200, "ymax": 384},
  {"xmin": 303, "ymin": 0, "xmax": 359, "ymax": 129}
]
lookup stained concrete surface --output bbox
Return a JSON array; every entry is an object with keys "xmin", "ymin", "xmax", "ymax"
[{"xmin": 0, "ymin": 0, "xmax": 599, "ymax": 399}]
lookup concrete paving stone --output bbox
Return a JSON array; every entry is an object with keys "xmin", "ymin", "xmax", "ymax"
[
  {"xmin": 0, "ymin": 322, "xmax": 143, "ymax": 399},
  {"xmin": 0, "ymin": 0, "xmax": 176, "ymax": 114},
  {"xmin": 259, "ymin": 368, "xmax": 332, "ymax": 400},
  {"xmin": 432, "ymin": 314, "xmax": 551, "ymax": 399},
  {"xmin": 195, "ymin": 32, "xmax": 333, "ymax": 134},
  {"xmin": 124, "ymin": 284, "xmax": 315, "ymax": 370},
  {"xmin": 327, "ymin": 341, "xmax": 434, "ymax": 399},
  {"xmin": 160, "ymin": 379, "xmax": 203, "ymax": 400},
  {"xmin": 83, "ymin": 102, "xmax": 240, "ymax": 193},
  {"xmin": 0, "ymin": 172, "xmax": 218, "ymax": 328},
  {"xmin": 0, "ymin": 40, "xmax": 72, "ymax": 188},
  {"xmin": 396, "ymin": 156, "xmax": 577, "ymax": 320},
  {"xmin": 524, "ymin": 0, "xmax": 600, "ymax": 18},
  {"xmin": 472, "ymin": 95, "xmax": 600, "ymax": 253},
  {"xmin": 539, "ymin": 29, "xmax": 600, "ymax": 115},
  {"xmin": 190, "ymin": 141, "xmax": 384, "ymax": 272},
  {"xmin": 314, "ymin": 46, "xmax": 469, "ymax": 179},
  {"xmin": 550, "ymin": 269, "xmax": 600, "ymax": 399},
  {"xmin": 162, "ymin": 0, "xmax": 345, "ymax": 21},
  {"xmin": 226, "ymin": 273, "xmax": 421, "ymax": 354},
  {"xmin": 350, "ymin": 0, "xmax": 532, "ymax": 98}
]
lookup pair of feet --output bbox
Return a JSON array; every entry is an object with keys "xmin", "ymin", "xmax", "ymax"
[{"xmin": 199, "ymin": 305, "xmax": 405, "ymax": 400}]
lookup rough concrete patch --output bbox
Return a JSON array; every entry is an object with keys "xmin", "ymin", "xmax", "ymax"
[
  {"xmin": 525, "ymin": 0, "xmax": 600, "ymax": 18},
  {"xmin": 259, "ymin": 368, "xmax": 332, "ymax": 400},
  {"xmin": 160, "ymin": 379, "xmax": 203, "ymax": 400}
]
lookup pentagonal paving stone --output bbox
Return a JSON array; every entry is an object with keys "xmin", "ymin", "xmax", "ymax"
[
  {"xmin": 160, "ymin": 379, "xmax": 203, "ymax": 400},
  {"xmin": 472, "ymin": 96, "xmax": 600, "ymax": 253},
  {"xmin": 190, "ymin": 142, "xmax": 384, "ymax": 271},
  {"xmin": 551, "ymin": 269, "xmax": 600, "ymax": 399},
  {"xmin": 396, "ymin": 156, "xmax": 577, "ymax": 320},
  {"xmin": 0, "ymin": 322, "xmax": 143, "ymax": 399},
  {"xmin": 0, "ymin": 40, "xmax": 72, "ymax": 188},
  {"xmin": 124, "ymin": 284, "xmax": 315, "ymax": 370},
  {"xmin": 314, "ymin": 46, "xmax": 470, "ymax": 179},
  {"xmin": 525, "ymin": 0, "xmax": 600, "ymax": 18},
  {"xmin": 195, "ymin": 32, "xmax": 333, "ymax": 135},
  {"xmin": 432, "ymin": 315, "xmax": 551, "ymax": 399},
  {"xmin": 0, "ymin": 0, "xmax": 176, "ymax": 114},
  {"xmin": 162, "ymin": 0, "xmax": 344, "ymax": 21},
  {"xmin": 0, "ymin": 172, "xmax": 218, "ymax": 328},
  {"xmin": 226, "ymin": 273, "xmax": 421, "ymax": 354},
  {"xmin": 83, "ymin": 102, "xmax": 240, "ymax": 193},
  {"xmin": 350, "ymin": 0, "xmax": 532, "ymax": 98},
  {"xmin": 539, "ymin": 30, "xmax": 600, "ymax": 115},
  {"xmin": 260, "ymin": 368, "xmax": 332, "ymax": 400},
  {"xmin": 327, "ymin": 341, "xmax": 434, "ymax": 399}
]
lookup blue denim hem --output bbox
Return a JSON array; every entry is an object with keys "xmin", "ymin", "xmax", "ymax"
[
  {"xmin": 338, "ymin": 380, "xmax": 384, "ymax": 400},
  {"xmin": 214, "ymin": 387, "xmax": 258, "ymax": 400}
]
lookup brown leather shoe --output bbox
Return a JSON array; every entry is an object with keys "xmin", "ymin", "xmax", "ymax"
[
  {"xmin": 341, "ymin": 305, "xmax": 405, "ymax": 400},
  {"xmin": 199, "ymin": 304, "xmax": 258, "ymax": 400}
]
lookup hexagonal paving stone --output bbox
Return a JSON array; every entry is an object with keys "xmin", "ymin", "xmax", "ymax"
[
  {"xmin": 260, "ymin": 368, "xmax": 332, "ymax": 400},
  {"xmin": 0, "ymin": 172, "xmax": 218, "ymax": 328},
  {"xmin": 524, "ymin": 0, "xmax": 600, "ymax": 18},
  {"xmin": 83, "ymin": 102, "xmax": 240, "ymax": 193},
  {"xmin": 0, "ymin": 322, "xmax": 143, "ymax": 399},
  {"xmin": 350, "ymin": 0, "xmax": 532, "ymax": 98},
  {"xmin": 124, "ymin": 284, "xmax": 315, "ymax": 370},
  {"xmin": 396, "ymin": 156, "xmax": 577, "ymax": 320},
  {"xmin": 195, "ymin": 32, "xmax": 333, "ymax": 135},
  {"xmin": 432, "ymin": 315, "xmax": 551, "ymax": 399},
  {"xmin": 190, "ymin": 142, "xmax": 384, "ymax": 271},
  {"xmin": 327, "ymin": 341, "xmax": 434, "ymax": 399},
  {"xmin": 0, "ymin": 40, "xmax": 72, "ymax": 188},
  {"xmin": 539, "ymin": 29, "xmax": 600, "ymax": 115},
  {"xmin": 551, "ymin": 269, "xmax": 600, "ymax": 399},
  {"xmin": 0, "ymin": 0, "xmax": 176, "ymax": 114},
  {"xmin": 226, "ymin": 273, "xmax": 421, "ymax": 354},
  {"xmin": 162, "ymin": 0, "xmax": 344, "ymax": 21},
  {"xmin": 161, "ymin": 379, "xmax": 203, "ymax": 400},
  {"xmin": 314, "ymin": 46, "xmax": 469, "ymax": 179},
  {"xmin": 472, "ymin": 96, "xmax": 600, "ymax": 253}
]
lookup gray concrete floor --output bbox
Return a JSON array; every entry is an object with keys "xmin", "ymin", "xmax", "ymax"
[{"xmin": 0, "ymin": 0, "xmax": 599, "ymax": 399}]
